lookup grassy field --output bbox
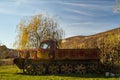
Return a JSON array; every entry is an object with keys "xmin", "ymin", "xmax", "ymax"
[{"xmin": 0, "ymin": 65, "xmax": 119, "ymax": 80}]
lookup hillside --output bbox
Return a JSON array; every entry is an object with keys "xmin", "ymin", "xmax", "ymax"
[
  {"xmin": 0, "ymin": 45, "xmax": 17, "ymax": 59},
  {"xmin": 61, "ymin": 27, "xmax": 120, "ymax": 49}
]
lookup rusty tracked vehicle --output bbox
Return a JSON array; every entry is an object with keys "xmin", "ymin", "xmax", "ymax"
[{"xmin": 14, "ymin": 39, "xmax": 100, "ymax": 75}]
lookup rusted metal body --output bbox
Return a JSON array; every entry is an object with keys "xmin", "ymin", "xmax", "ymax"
[
  {"xmin": 14, "ymin": 39, "xmax": 100, "ymax": 75},
  {"xmin": 55, "ymin": 49, "xmax": 99, "ymax": 60}
]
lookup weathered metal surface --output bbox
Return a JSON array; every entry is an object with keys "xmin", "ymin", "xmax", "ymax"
[
  {"xmin": 55, "ymin": 49, "xmax": 100, "ymax": 60},
  {"xmin": 14, "ymin": 39, "xmax": 101, "ymax": 75}
]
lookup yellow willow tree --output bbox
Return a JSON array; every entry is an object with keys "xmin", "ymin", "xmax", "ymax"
[
  {"xmin": 14, "ymin": 14, "xmax": 64, "ymax": 49},
  {"xmin": 97, "ymin": 33, "xmax": 120, "ymax": 66},
  {"xmin": 14, "ymin": 19, "xmax": 29, "ymax": 50}
]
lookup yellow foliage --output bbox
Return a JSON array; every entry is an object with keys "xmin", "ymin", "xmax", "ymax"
[{"xmin": 14, "ymin": 14, "xmax": 64, "ymax": 50}]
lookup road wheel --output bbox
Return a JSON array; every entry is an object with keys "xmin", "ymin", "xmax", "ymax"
[
  {"xmin": 61, "ymin": 64, "xmax": 73, "ymax": 74},
  {"xmin": 48, "ymin": 64, "xmax": 59, "ymax": 74},
  {"xmin": 87, "ymin": 64, "xmax": 97, "ymax": 73},
  {"xmin": 35, "ymin": 64, "xmax": 46, "ymax": 75},
  {"xmin": 74, "ymin": 64, "xmax": 86, "ymax": 75},
  {"xmin": 23, "ymin": 63, "xmax": 34, "ymax": 75}
]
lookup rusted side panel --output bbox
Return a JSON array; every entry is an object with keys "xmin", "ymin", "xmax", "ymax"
[
  {"xmin": 55, "ymin": 49, "xmax": 100, "ymax": 60},
  {"xmin": 37, "ymin": 49, "xmax": 50, "ymax": 60},
  {"xmin": 18, "ymin": 49, "xmax": 50, "ymax": 60},
  {"xmin": 18, "ymin": 49, "xmax": 37, "ymax": 59}
]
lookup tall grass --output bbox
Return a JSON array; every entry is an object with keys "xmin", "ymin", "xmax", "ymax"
[{"xmin": 0, "ymin": 65, "xmax": 119, "ymax": 80}]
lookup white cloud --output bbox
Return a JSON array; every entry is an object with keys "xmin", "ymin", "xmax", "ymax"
[
  {"xmin": 15, "ymin": 0, "xmax": 38, "ymax": 6},
  {"xmin": 64, "ymin": 8, "xmax": 93, "ymax": 16},
  {"xmin": 0, "ymin": 7, "xmax": 39, "ymax": 16},
  {"xmin": 61, "ymin": 20, "xmax": 120, "ymax": 38},
  {"xmin": 68, "ymin": 22, "xmax": 110, "ymax": 28},
  {"xmin": 69, "ymin": 22, "xmax": 94, "ymax": 25},
  {"xmin": 59, "ymin": 1, "xmax": 112, "ymax": 11},
  {"xmin": 0, "ymin": 0, "xmax": 42, "ymax": 16},
  {"xmin": 114, "ymin": 0, "xmax": 120, "ymax": 13},
  {"xmin": 15, "ymin": 0, "xmax": 28, "ymax": 6}
]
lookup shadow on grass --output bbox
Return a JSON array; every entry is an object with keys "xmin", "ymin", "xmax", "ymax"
[{"xmin": 15, "ymin": 72, "xmax": 120, "ymax": 78}]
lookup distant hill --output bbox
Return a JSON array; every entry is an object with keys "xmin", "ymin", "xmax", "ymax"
[
  {"xmin": 0, "ymin": 45, "xmax": 18, "ymax": 59},
  {"xmin": 61, "ymin": 27, "xmax": 120, "ymax": 49}
]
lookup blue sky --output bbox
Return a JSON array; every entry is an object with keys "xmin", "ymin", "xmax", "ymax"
[{"xmin": 0, "ymin": 0, "xmax": 120, "ymax": 48}]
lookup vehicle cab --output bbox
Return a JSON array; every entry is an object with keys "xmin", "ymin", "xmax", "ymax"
[{"xmin": 37, "ymin": 39, "xmax": 58, "ymax": 60}]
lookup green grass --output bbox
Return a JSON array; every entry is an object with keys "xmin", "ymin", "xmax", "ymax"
[{"xmin": 0, "ymin": 65, "xmax": 119, "ymax": 80}]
